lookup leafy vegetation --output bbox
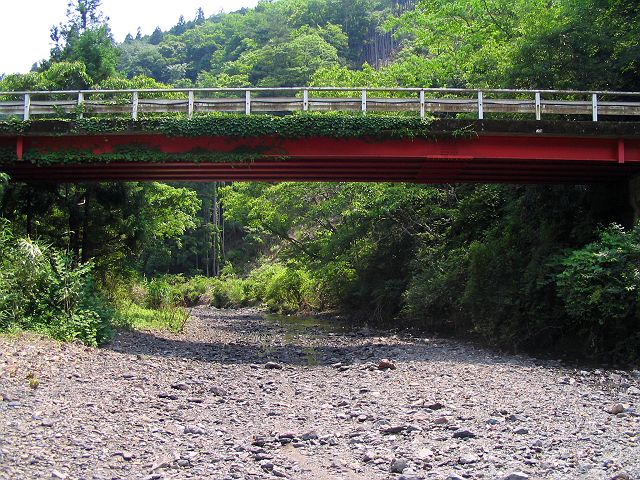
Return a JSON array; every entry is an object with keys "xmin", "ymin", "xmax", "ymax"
[
  {"xmin": 557, "ymin": 225, "xmax": 640, "ymax": 361},
  {"xmin": 0, "ymin": 220, "xmax": 112, "ymax": 345}
]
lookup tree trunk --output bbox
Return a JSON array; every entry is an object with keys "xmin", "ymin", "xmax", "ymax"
[{"xmin": 80, "ymin": 184, "xmax": 92, "ymax": 263}]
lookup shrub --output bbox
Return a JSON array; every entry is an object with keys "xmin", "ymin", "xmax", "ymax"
[
  {"xmin": 207, "ymin": 277, "xmax": 251, "ymax": 308},
  {"xmin": 263, "ymin": 265, "xmax": 316, "ymax": 313},
  {"xmin": 0, "ymin": 221, "xmax": 113, "ymax": 346},
  {"xmin": 145, "ymin": 276, "xmax": 184, "ymax": 309},
  {"xmin": 556, "ymin": 224, "xmax": 640, "ymax": 362}
]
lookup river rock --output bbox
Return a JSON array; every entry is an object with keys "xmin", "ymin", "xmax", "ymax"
[
  {"xmin": 502, "ymin": 472, "xmax": 529, "ymax": 480},
  {"xmin": 265, "ymin": 362, "xmax": 283, "ymax": 370},
  {"xmin": 453, "ymin": 428, "xmax": 477, "ymax": 439},
  {"xmin": 390, "ymin": 458, "xmax": 408, "ymax": 473},
  {"xmin": 607, "ymin": 404, "xmax": 625, "ymax": 415},
  {"xmin": 378, "ymin": 358, "xmax": 397, "ymax": 370}
]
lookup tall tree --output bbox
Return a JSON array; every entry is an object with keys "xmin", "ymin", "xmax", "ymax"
[{"xmin": 49, "ymin": 0, "xmax": 118, "ymax": 83}]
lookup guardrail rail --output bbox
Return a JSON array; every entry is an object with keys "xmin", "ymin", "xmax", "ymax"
[{"xmin": 1, "ymin": 87, "xmax": 640, "ymax": 121}]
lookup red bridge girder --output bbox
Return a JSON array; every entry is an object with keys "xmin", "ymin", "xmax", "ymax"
[{"xmin": 1, "ymin": 133, "xmax": 640, "ymax": 184}]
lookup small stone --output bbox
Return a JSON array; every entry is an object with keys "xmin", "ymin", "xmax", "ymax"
[
  {"xmin": 210, "ymin": 386, "xmax": 228, "ymax": 396},
  {"xmin": 184, "ymin": 425, "xmax": 206, "ymax": 435},
  {"xmin": 446, "ymin": 474, "xmax": 465, "ymax": 480},
  {"xmin": 627, "ymin": 386, "xmax": 640, "ymax": 396},
  {"xmin": 427, "ymin": 402, "xmax": 444, "ymax": 410},
  {"xmin": 382, "ymin": 425, "xmax": 406, "ymax": 434},
  {"xmin": 51, "ymin": 470, "xmax": 67, "ymax": 479},
  {"xmin": 122, "ymin": 451, "xmax": 133, "ymax": 461},
  {"xmin": 265, "ymin": 362, "xmax": 283, "ymax": 370},
  {"xmin": 187, "ymin": 397, "xmax": 204, "ymax": 403},
  {"xmin": 0, "ymin": 393, "xmax": 14, "ymax": 402},
  {"xmin": 433, "ymin": 417, "xmax": 449, "ymax": 425},
  {"xmin": 171, "ymin": 382, "xmax": 189, "ymax": 391},
  {"xmin": 377, "ymin": 359, "xmax": 397, "ymax": 370},
  {"xmin": 459, "ymin": 454, "xmax": 479, "ymax": 464},
  {"xmin": 486, "ymin": 418, "xmax": 501, "ymax": 425},
  {"xmin": 558, "ymin": 376, "xmax": 575, "ymax": 385},
  {"xmin": 502, "ymin": 472, "xmax": 529, "ymax": 480},
  {"xmin": 610, "ymin": 474, "xmax": 632, "ymax": 480},
  {"xmin": 362, "ymin": 451, "xmax": 375, "ymax": 462},
  {"xmin": 259, "ymin": 460, "xmax": 274, "ymax": 470},
  {"xmin": 177, "ymin": 459, "xmax": 190, "ymax": 467},
  {"xmin": 390, "ymin": 458, "xmax": 408, "ymax": 474},
  {"xmin": 507, "ymin": 414, "xmax": 526, "ymax": 422},
  {"xmin": 453, "ymin": 428, "xmax": 477, "ymax": 439},
  {"xmin": 607, "ymin": 404, "xmax": 625, "ymax": 415},
  {"xmin": 158, "ymin": 392, "xmax": 179, "ymax": 400},
  {"xmin": 514, "ymin": 428, "xmax": 529, "ymax": 434},
  {"xmin": 252, "ymin": 436, "xmax": 270, "ymax": 447},
  {"xmin": 415, "ymin": 448, "xmax": 433, "ymax": 461},
  {"xmin": 151, "ymin": 454, "xmax": 174, "ymax": 471},
  {"xmin": 272, "ymin": 467, "xmax": 288, "ymax": 477}
]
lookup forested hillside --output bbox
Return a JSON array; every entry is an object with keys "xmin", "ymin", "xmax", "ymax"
[
  {"xmin": 116, "ymin": 0, "xmax": 407, "ymax": 85},
  {"xmin": 1, "ymin": 0, "xmax": 639, "ymax": 363}
]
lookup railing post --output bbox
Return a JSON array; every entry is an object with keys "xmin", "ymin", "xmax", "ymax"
[
  {"xmin": 592, "ymin": 93, "xmax": 598, "ymax": 122},
  {"xmin": 477, "ymin": 90, "xmax": 484, "ymax": 120},
  {"xmin": 245, "ymin": 90, "xmax": 251, "ymax": 115},
  {"xmin": 23, "ymin": 93, "xmax": 31, "ymax": 121},
  {"xmin": 420, "ymin": 90, "xmax": 425, "ymax": 119},
  {"xmin": 132, "ymin": 91, "xmax": 139, "ymax": 120},
  {"xmin": 535, "ymin": 91, "xmax": 541, "ymax": 121},
  {"xmin": 77, "ymin": 92, "xmax": 84, "ymax": 119},
  {"xmin": 188, "ymin": 90, "xmax": 194, "ymax": 119},
  {"xmin": 303, "ymin": 89, "xmax": 309, "ymax": 112},
  {"xmin": 361, "ymin": 89, "xmax": 367, "ymax": 114}
]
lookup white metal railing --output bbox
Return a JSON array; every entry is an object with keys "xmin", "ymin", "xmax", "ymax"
[{"xmin": 1, "ymin": 87, "xmax": 640, "ymax": 122}]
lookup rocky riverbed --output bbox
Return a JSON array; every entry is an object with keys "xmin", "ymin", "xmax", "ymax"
[{"xmin": 1, "ymin": 307, "xmax": 639, "ymax": 480}]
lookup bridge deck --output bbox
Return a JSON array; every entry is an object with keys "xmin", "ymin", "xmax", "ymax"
[
  {"xmin": 1, "ymin": 87, "xmax": 640, "ymax": 184},
  {"xmin": 1, "ymin": 120, "xmax": 639, "ymax": 184}
]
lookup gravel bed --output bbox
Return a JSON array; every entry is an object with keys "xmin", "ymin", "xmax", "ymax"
[{"xmin": 1, "ymin": 307, "xmax": 639, "ymax": 480}]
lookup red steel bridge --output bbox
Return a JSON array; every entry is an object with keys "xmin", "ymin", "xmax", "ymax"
[{"xmin": 1, "ymin": 87, "xmax": 639, "ymax": 184}]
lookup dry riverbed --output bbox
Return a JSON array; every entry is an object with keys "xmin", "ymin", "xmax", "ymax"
[{"xmin": 1, "ymin": 307, "xmax": 639, "ymax": 480}]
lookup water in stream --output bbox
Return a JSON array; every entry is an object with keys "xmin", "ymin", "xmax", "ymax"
[{"xmin": 261, "ymin": 313, "xmax": 356, "ymax": 365}]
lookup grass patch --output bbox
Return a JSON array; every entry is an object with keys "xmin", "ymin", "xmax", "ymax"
[{"xmin": 114, "ymin": 301, "xmax": 188, "ymax": 334}]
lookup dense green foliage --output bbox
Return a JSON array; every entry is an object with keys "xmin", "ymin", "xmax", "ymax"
[
  {"xmin": 0, "ymin": 220, "xmax": 112, "ymax": 345},
  {"xmin": 0, "ymin": 0, "xmax": 639, "ymax": 363},
  {"xmin": 0, "ymin": 115, "xmax": 442, "ymax": 152},
  {"xmin": 115, "ymin": 0, "xmax": 398, "ymax": 85},
  {"xmin": 47, "ymin": 1, "xmax": 119, "ymax": 82},
  {"xmin": 557, "ymin": 225, "xmax": 640, "ymax": 360}
]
